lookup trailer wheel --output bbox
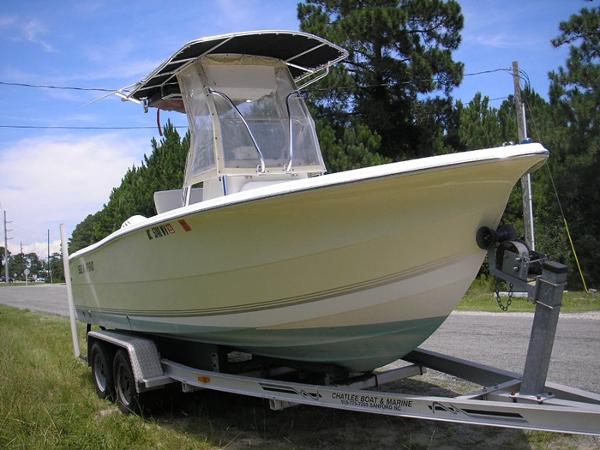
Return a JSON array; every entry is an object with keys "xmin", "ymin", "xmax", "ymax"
[
  {"xmin": 113, "ymin": 349, "xmax": 140, "ymax": 414},
  {"xmin": 90, "ymin": 342, "xmax": 113, "ymax": 400}
]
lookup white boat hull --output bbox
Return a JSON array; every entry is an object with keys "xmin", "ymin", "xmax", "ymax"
[{"xmin": 70, "ymin": 144, "xmax": 548, "ymax": 371}]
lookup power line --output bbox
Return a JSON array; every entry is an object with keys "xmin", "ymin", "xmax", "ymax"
[
  {"xmin": 307, "ymin": 67, "xmax": 527, "ymax": 94},
  {"xmin": 0, "ymin": 67, "xmax": 521, "ymax": 95},
  {"xmin": 0, "ymin": 125, "xmax": 188, "ymax": 130},
  {"xmin": 0, "ymin": 80, "xmax": 115, "ymax": 92},
  {"xmin": 464, "ymin": 68, "xmax": 511, "ymax": 76},
  {"xmin": 0, "ymin": 67, "xmax": 526, "ymax": 130},
  {"xmin": 463, "ymin": 67, "xmax": 531, "ymax": 88}
]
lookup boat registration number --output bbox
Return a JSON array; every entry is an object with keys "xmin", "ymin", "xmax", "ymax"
[{"xmin": 146, "ymin": 223, "xmax": 176, "ymax": 240}]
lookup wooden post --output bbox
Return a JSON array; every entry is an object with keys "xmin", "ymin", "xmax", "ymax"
[{"xmin": 60, "ymin": 224, "xmax": 80, "ymax": 358}]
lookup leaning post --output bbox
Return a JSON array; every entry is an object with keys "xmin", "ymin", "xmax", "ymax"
[{"xmin": 60, "ymin": 224, "xmax": 80, "ymax": 358}]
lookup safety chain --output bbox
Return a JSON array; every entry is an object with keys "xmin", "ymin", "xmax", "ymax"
[{"xmin": 495, "ymin": 280, "xmax": 513, "ymax": 311}]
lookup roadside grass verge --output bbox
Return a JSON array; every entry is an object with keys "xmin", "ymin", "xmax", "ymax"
[
  {"xmin": 458, "ymin": 279, "xmax": 599, "ymax": 313},
  {"xmin": 0, "ymin": 305, "xmax": 219, "ymax": 449},
  {"xmin": 1, "ymin": 304, "xmax": 598, "ymax": 449}
]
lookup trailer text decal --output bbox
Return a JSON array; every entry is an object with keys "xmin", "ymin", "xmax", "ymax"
[
  {"xmin": 331, "ymin": 392, "xmax": 413, "ymax": 410},
  {"xmin": 146, "ymin": 223, "xmax": 176, "ymax": 240}
]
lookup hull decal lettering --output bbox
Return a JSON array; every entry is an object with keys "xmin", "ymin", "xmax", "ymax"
[
  {"xmin": 178, "ymin": 219, "xmax": 192, "ymax": 232},
  {"xmin": 77, "ymin": 260, "xmax": 94, "ymax": 274},
  {"xmin": 146, "ymin": 223, "xmax": 176, "ymax": 240}
]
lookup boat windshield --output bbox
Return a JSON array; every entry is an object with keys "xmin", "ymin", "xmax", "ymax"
[{"xmin": 178, "ymin": 55, "xmax": 324, "ymax": 186}]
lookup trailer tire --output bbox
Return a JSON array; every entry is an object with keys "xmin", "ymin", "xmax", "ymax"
[
  {"xmin": 90, "ymin": 342, "xmax": 113, "ymax": 400},
  {"xmin": 113, "ymin": 349, "xmax": 141, "ymax": 414}
]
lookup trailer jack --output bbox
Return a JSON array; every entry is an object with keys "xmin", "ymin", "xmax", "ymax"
[{"xmin": 477, "ymin": 224, "xmax": 569, "ymax": 397}]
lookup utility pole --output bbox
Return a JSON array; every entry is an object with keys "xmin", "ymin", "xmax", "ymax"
[
  {"xmin": 48, "ymin": 229, "xmax": 53, "ymax": 283},
  {"xmin": 3, "ymin": 211, "xmax": 11, "ymax": 283},
  {"xmin": 512, "ymin": 61, "xmax": 535, "ymax": 250}
]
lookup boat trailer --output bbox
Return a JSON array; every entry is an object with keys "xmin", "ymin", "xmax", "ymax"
[{"xmin": 68, "ymin": 227, "xmax": 600, "ymax": 435}]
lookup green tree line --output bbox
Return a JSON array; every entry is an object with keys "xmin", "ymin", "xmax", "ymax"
[
  {"xmin": 69, "ymin": 124, "xmax": 188, "ymax": 252},
  {"xmin": 0, "ymin": 247, "xmax": 64, "ymax": 282},
  {"xmin": 70, "ymin": 2, "xmax": 599, "ymax": 289}
]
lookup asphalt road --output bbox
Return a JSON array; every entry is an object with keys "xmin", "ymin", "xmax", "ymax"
[
  {"xmin": 1, "ymin": 284, "xmax": 599, "ymax": 393},
  {"xmin": 0, "ymin": 284, "xmax": 69, "ymax": 316},
  {"xmin": 421, "ymin": 310, "xmax": 600, "ymax": 393}
]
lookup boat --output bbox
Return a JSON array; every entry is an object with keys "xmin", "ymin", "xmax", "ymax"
[{"xmin": 69, "ymin": 31, "xmax": 548, "ymax": 373}]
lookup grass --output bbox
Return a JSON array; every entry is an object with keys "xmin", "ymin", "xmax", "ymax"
[
  {"xmin": 1, "ymin": 304, "xmax": 599, "ymax": 449},
  {"xmin": 457, "ymin": 278, "xmax": 600, "ymax": 313},
  {"xmin": 0, "ymin": 305, "xmax": 222, "ymax": 449}
]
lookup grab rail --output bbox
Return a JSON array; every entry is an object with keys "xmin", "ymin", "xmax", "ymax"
[
  {"xmin": 207, "ymin": 88, "xmax": 266, "ymax": 174},
  {"xmin": 284, "ymin": 91, "xmax": 302, "ymax": 172}
]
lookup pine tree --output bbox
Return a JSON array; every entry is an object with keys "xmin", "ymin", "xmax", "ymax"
[
  {"xmin": 69, "ymin": 123, "xmax": 189, "ymax": 252},
  {"xmin": 457, "ymin": 93, "xmax": 503, "ymax": 150},
  {"xmin": 546, "ymin": 6, "xmax": 600, "ymax": 288},
  {"xmin": 298, "ymin": 0, "xmax": 464, "ymax": 160}
]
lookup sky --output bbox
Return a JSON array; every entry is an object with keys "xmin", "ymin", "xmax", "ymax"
[{"xmin": 0, "ymin": 0, "xmax": 589, "ymax": 259}]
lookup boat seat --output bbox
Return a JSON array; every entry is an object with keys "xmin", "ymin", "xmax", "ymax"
[{"xmin": 154, "ymin": 188, "xmax": 203, "ymax": 214}]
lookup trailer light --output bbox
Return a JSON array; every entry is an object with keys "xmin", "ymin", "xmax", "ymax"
[{"xmin": 198, "ymin": 375, "xmax": 211, "ymax": 384}]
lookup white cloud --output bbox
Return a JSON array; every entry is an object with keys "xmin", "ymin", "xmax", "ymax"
[
  {"xmin": 214, "ymin": 0, "xmax": 255, "ymax": 27},
  {"xmin": 463, "ymin": 30, "xmax": 545, "ymax": 50},
  {"xmin": 0, "ymin": 65, "xmax": 40, "ymax": 84},
  {"xmin": 460, "ymin": 1, "xmax": 545, "ymax": 50},
  {"xmin": 71, "ymin": 58, "xmax": 159, "ymax": 83},
  {"xmin": 470, "ymin": 33, "xmax": 522, "ymax": 49},
  {"xmin": 74, "ymin": 38, "xmax": 160, "ymax": 83},
  {"xmin": 2, "ymin": 16, "xmax": 55, "ymax": 52},
  {"xmin": 83, "ymin": 38, "xmax": 137, "ymax": 64},
  {"xmin": 210, "ymin": 0, "xmax": 296, "ymax": 32},
  {"xmin": 22, "ymin": 19, "xmax": 54, "ymax": 52},
  {"xmin": 0, "ymin": 133, "xmax": 147, "ymax": 257},
  {"xmin": 0, "ymin": 15, "xmax": 16, "ymax": 28},
  {"xmin": 73, "ymin": 1, "xmax": 105, "ymax": 15},
  {"xmin": 18, "ymin": 240, "xmax": 62, "ymax": 259}
]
